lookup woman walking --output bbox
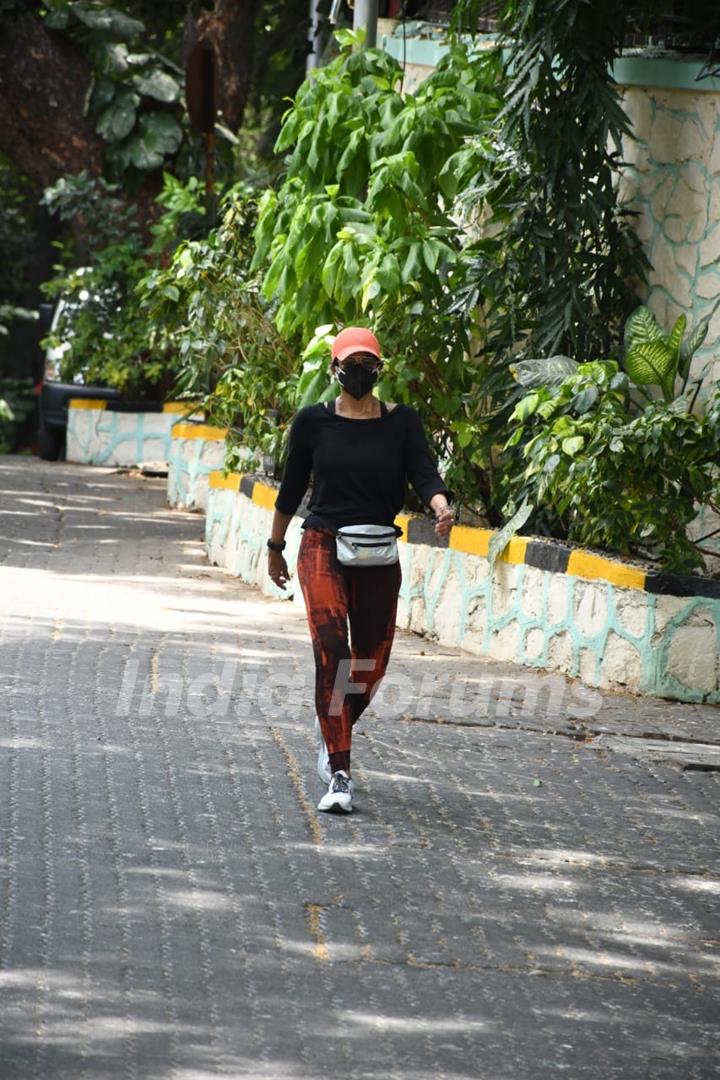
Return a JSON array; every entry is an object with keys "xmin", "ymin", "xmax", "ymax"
[{"xmin": 266, "ymin": 327, "xmax": 453, "ymax": 814}]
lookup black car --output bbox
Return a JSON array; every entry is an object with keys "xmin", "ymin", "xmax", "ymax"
[{"xmin": 38, "ymin": 299, "xmax": 120, "ymax": 460}]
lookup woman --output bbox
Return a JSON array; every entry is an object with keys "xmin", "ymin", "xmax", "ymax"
[{"xmin": 267, "ymin": 327, "xmax": 453, "ymax": 814}]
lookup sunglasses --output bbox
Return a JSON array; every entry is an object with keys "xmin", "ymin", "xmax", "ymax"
[{"xmin": 335, "ymin": 353, "xmax": 381, "ymax": 372}]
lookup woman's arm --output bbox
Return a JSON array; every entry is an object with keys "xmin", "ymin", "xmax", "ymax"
[
  {"xmin": 267, "ymin": 509, "xmax": 294, "ymax": 590},
  {"xmin": 274, "ymin": 409, "xmax": 313, "ymax": 517},
  {"xmin": 429, "ymin": 492, "xmax": 453, "ymax": 537},
  {"xmin": 405, "ymin": 410, "xmax": 454, "ymax": 536},
  {"xmin": 267, "ymin": 410, "xmax": 313, "ymax": 589}
]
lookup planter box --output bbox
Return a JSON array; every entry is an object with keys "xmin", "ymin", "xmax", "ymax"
[
  {"xmin": 205, "ymin": 471, "xmax": 720, "ymax": 705},
  {"xmin": 66, "ymin": 400, "xmax": 196, "ymax": 467}
]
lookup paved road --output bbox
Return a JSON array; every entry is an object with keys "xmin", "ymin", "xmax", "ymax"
[{"xmin": 1, "ymin": 455, "xmax": 719, "ymax": 1080}]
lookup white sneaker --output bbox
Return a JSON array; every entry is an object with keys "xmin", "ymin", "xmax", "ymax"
[
  {"xmin": 314, "ymin": 717, "xmax": 332, "ymax": 785},
  {"xmin": 317, "ymin": 770, "xmax": 354, "ymax": 814}
]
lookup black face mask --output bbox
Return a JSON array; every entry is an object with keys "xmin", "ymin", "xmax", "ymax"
[{"xmin": 336, "ymin": 364, "xmax": 378, "ymax": 400}]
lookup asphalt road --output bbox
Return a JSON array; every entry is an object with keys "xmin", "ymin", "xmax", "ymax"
[{"xmin": 1, "ymin": 455, "xmax": 718, "ymax": 1080}]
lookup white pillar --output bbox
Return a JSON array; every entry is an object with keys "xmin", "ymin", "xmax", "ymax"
[
  {"xmin": 353, "ymin": 0, "xmax": 378, "ymax": 48},
  {"xmin": 307, "ymin": 0, "xmax": 323, "ymax": 71}
]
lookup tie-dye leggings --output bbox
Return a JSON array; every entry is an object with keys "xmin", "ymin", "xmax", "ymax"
[{"xmin": 296, "ymin": 526, "xmax": 402, "ymax": 757}]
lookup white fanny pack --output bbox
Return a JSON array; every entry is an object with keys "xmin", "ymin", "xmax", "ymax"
[{"xmin": 335, "ymin": 524, "xmax": 399, "ymax": 567}]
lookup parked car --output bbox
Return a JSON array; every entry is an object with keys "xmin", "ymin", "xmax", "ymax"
[{"xmin": 38, "ymin": 298, "xmax": 120, "ymax": 461}]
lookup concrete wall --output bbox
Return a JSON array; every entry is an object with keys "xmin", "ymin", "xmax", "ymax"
[
  {"xmin": 66, "ymin": 401, "xmax": 196, "ymax": 468},
  {"xmin": 204, "ymin": 472, "xmax": 720, "ymax": 705},
  {"xmin": 167, "ymin": 423, "xmax": 231, "ymax": 511},
  {"xmin": 619, "ymin": 76, "xmax": 720, "ymax": 387}
]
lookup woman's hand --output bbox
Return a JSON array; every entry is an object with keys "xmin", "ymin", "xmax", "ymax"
[
  {"xmin": 434, "ymin": 505, "xmax": 454, "ymax": 538},
  {"xmin": 267, "ymin": 550, "xmax": 291, "ymax": 590}
]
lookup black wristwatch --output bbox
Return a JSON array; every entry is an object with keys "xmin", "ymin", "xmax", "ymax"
[{"xmin": 267, "ymin": 538, "xmax": 286, "ymax": 553}]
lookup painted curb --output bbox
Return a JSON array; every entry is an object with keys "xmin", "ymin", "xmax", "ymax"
[
  {"xmin": 171, "ymin": 422, "xmax": 229, "ymax": 441},
  {"xmin": 68, "ymin": 398, "xmax": 198, "ymax": 414},
  {"xmin": 208, "ymin": 471, "xmax": 720, "ymax": 604}
]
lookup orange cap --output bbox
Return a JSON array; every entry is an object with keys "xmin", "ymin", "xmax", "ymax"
[{"xmin": 331, "ymin": 327, "xmax": 382, "ymax": 364}]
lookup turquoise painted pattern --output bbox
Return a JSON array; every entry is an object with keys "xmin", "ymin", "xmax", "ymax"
[
  {"xmin": 167, "ymin": 436, "xmax": 226, "ymax": 509},
  {"xmin": 620, "ymin": 86, "xmax": 720, "ymax": 388},
  {"xmin": 205, "ymin": 486, "xmax": 301, "ymax": 600},
  {"xmin": 67, "ymin": 409, "xmax": 176, "ymax": 466},
  {"xmin": 398, "ymin": 545, "xmax": 720, "ymax": 705}
]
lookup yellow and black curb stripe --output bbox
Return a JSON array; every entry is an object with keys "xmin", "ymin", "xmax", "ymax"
[
  {"xmin": 69, "ymin": 398, "xmax": 107, "ymax": 410},
  {"xmin": 171, "ymin": 421, "xmax": 228, "ymax": 441},
  {"xmin": 208, "ymin": 471, "xmax": 720, "ymax": 602},
  {"xmin": 69, "ymin": 399, "xmax": 198, "ymax": 414}
]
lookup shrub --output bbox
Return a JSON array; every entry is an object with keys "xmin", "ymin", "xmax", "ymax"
[
  {"xmin": 41, "ymin": 172, "xmax": 206, "ymax": 398},
  {"xmin": 250, "ymin": 29, "xmax": 503, "ymax": 509},
  {"xmin": 502, "ymin": 360, "xmax": 720, "ymax": 574},
  {"xmin": 137, "ymin": 188, "xmax": 296, "ymax": 469},
  {"xmin": 0, "ymin": 376, "xmax": 36, "ymax": 453}
]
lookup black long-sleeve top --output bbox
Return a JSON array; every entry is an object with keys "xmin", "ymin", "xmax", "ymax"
[{"xmin": 274, "ymin": 400, "xmax": 451, "ymax": 531}]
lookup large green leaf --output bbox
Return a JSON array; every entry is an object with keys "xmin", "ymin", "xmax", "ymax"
[
  {"xmin": 375, "ymin": 253, "xmax": 401, "ymax": 293},
  {"xmin": 510, "ymin": 355, "xmax": 577, "ymax": 389},
  {"xmin": 623, "ymin": 306, "xmax": 664, "ymax": 352},
  {"xmin": 679, "ymin": 313, "xmax": 710, "ymax": 379},
  {"xmin": 666, "ymin": 313, "xmax": 686, "ymax": 359},
  {"xmin": 571, "ymin": 385, "xmax": 600, "ymax": 414},
  {"xmin": 43, "ymin": 8, "xmax": 70, "ymax": 30},
  {"xmin": 625, "ymin": 340, "xmax": 675, "ymax": 388},
  {"xmin": 87, "ymin": 77, "xmax": 116, "ymax": 115},
  {"xmin": 132, "ymin": 70, "xmax": 181, "ymax": 104},
  {"xmin": 336, "ymin": 128, "xmax": 364, "ymax": 178},
  {"xmin": 297, "ymin": 366, "xmax": 328, "ymax": 408},
  {"xmin": 73, "ymin": 5, "xmax": 144, "ymax": 40},
  {"xmin": 96, "ymin": 92, "xmax": 139, "ymax": 141},
  {"xmin": 487, "ymin": 499, "xmax": 533, "ymax": 574},
  {"xmin": 127, "ymin": 112, "xmax": 182, "ymax": 170},
  {"xmin": 100, "ymin": 43, "xmax": 129, "ymax": 75},
  {"xmin": 562, "ymin": 435, "xmax": 585, "ymax": 457}
]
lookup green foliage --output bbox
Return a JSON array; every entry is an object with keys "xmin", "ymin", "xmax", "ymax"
[
  {"xmin": 147, "ymin": 172, "xmax": 208, "ymax": 253},
  {"xmin": 449, "ymin": 0, "xmax": 486, "ymax": 35},
  {"xmin": 0, "ymin": 377, "xmax": 36, "ymax": 453},
  {"xmin": 509, "ymin": 355, "xmax": 578, "ymax": 390},
  {"xmin": 137, "ymin": 188, "xmax": 296, "ymax": 467},
  {"xmin": 243, "ymin": 8, "xmax": 649, "ymax": 514},
  {"xmin": 0, "ymin": 155, "xmax": 38, "ymax": 310},
  {"xmin": 40, "ymin": 171, "xmax": 201, "ymax": 397},
  {"xmin": 623, "ymin": 303, "xmax": 713, "ymax": 401},
  {"xmin": 0, "ymin": 304, "xmax": 38, "ymax": 337},
  {"xmin": 502, "ymin": 360, "xmax": 720, "ymax": 574},
  {"xmin": 511, "ymin": 304, "xmax": 716, "ymax": 408},
  {"xmin": 251, "ymin": 29, "xmax": 503, "ymax": 507},
  {"xmin": 41, "ymin": 0, "xmax": 185, "ymax": 183},
  {"xmin": 248, "ymin": 0, "xmax": 316, "ymax": 129},
  {"xmin": 455, "ymin": 0, "xmax": 647, "ymax": 368},
  {"xmin": 41, "ymin": 170, "xmax": 137, "ymax": 245}
]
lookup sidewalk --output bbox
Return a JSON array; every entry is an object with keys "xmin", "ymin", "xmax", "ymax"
[{"xmin": 0, "ymin": 455, "xmax": 718, "ymax": 1080}]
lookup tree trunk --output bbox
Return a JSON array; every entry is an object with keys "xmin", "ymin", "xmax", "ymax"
[
  {"xmin": 185, "ymin": 0, "xmax": 260, "ymax": 132},
  {"xmin": 0, "ymin": 12, "xmax": 104, "ymax": 188}
]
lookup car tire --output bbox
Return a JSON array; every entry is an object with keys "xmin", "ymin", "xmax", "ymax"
[{"xmin": 38, "ymin": 421, "xmax": 63, "ymax": 461}]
